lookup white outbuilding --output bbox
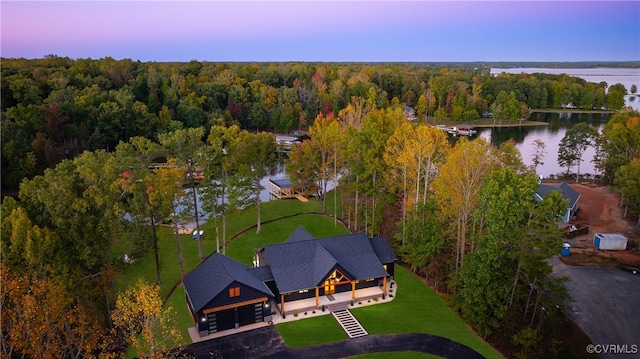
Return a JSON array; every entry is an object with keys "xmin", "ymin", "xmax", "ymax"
[{"xmin": 593, "ymin": 233, "xmax": 628, "ymax": 250}]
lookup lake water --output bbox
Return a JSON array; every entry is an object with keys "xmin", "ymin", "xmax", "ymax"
[
  {"xmin": 490, "ymin": 67, "xmax": 640, "ymax": 111},
  {"xmin": 477, "ymin": 112, "xmax": 610, "ymax": 178}
]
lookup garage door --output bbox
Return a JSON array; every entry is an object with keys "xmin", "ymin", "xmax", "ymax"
[
  {"xmin": 207, "ymin": 309, "xmax": 235, "ymax": 334},
  {"xmin": 238, "ymin": 303, "xmax": 263, "ymax": 326}
]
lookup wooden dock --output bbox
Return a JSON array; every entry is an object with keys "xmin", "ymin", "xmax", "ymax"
[{"xmin": 269, "ymin": 178, "xmax": 308, "ymax": 202}]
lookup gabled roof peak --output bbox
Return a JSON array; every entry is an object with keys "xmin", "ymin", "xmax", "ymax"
[{"xmin": 285, "ymin": 225, "xmax": 315, "ymax": 242}]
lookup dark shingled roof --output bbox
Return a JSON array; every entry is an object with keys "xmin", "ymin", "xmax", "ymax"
[
  {"xmin": 263, "ymin": 233, "xmax": 393, "ymax": 293},
  {"xmin": 286, "ymin": 225, "xmax": 315, "ymax": 243},
  {"xmin": 247, "ymin": 266, "xmax": 274, "ymax": 282},
  {"xmin": 370, "ymin": 236, "xmax": 398, "ymax": 263},
  {"xmin": 183, "ymin": 253, "xmax": 273, "ymax": 313},
  {"xmin": 538, "ymin": 182, "xmax": 581, "ymax": 209}
]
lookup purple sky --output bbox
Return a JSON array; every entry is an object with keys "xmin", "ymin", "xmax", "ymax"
[{"xmin": 2, "ymin": 1, "xmax": 639, "ymax": 62}]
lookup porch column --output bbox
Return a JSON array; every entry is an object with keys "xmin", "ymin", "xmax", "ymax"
[
  {"xmin": 281, "ymin": 294, "xmax": 285, "ymax": 314},
  {"xmin": 351, "ymin": 281, "xmax": 356, "ymax": 299},
  {"xmin": 383, "ymin": 276, "xmax": 387, "ymax": 294},
  {"xmin": 315, "ymin": 287, "xmax": 319, "ymax": 307}
]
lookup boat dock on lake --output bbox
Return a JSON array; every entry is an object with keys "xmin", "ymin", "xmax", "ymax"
[{"xmin": 434, "ymin": 124, "xmax": 477, "ymax": 136}]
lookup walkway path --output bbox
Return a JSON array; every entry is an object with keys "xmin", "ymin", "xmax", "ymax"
[
  {"xmin": 331, "ymin": 309, "xmax": 368, "ymax": 339},
  {"xmin": 180, "ymin": 325, "xmax": 486, "ymax": 359}
]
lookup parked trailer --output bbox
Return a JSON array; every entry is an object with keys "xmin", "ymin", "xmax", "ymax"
[{"xmin": 593, "ymin": 233, "xmax": 628, "ymax": 250}]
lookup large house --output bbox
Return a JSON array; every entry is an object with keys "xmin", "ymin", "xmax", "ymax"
[
  {"xmin": 183, "ymin": 227, "xmax": 396, "ymax": 337},
  {"xmin": 535, "ymin": 182, "xmax": 581, "ymax": 222}
]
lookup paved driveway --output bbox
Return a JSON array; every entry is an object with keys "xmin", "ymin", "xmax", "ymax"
[
  {"xmin": 551, "ymin": 256, "xmax": 640, "ymax": 359},
  {"xmin": 180, "ymin": 325, "xmax": 485, "ymax": 359}
]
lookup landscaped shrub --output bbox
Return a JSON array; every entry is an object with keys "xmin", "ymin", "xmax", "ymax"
[
  {"xmin": 382, "ymin": 293, "xmax": 385, "ymax": 299},
  {"xmin": 373, "ymin": 297, "xmax": 379, "ymax": 302},
  {"xmin": 282, "ymin": 313, "xmax": 286, "ymax": 319},
  {"xmin": 312, "ymin": 310, "xmax": 316, "ymax": 314},
  {"xmin": 293, "ymin": 312, "xmax": 298, "ymax": 317},
  {"xmin": 350, "ymin": 300, "xmax": 353, "ymax": 306},
  {"xmin": 304, "ymin": 312, "xmax": 307, "ymax": 315},
  {"xmin": 322, "ymin": 304, "xmax": 325, "ymax": 312}
]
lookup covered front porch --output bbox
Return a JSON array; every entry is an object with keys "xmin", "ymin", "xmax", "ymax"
[{"xmin": 275, "ymin": 278, "xmax": 393, "ymax": 316}]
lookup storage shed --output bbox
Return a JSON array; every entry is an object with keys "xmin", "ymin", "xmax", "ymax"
[{"xmin": 593, "ymin": 233, "xmax": 628, "ymax": 250}]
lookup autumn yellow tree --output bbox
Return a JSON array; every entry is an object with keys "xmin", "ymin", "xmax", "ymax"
[
  {"xmin": 111, "ymin": 278, "xmax": 182, "ymax": 359},
  {"xmin": 384, "ymin": 121, "xmax": 416, "ymax": 244},
  {"xmin": 308, "ymin": 112, "xmax": 345, "ymax": 214},
  {"xmin": 434, "ymin": 137, "xmax": 500, "ymax": 271},
  {"xmin": 1, "ymin": 265, "xmax": 100, "ymax": 359}
]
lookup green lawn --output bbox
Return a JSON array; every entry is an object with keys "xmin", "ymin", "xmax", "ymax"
[
  {"xmin": 113, "ymin": 196, "xmax": 345, "ymax": 347},
  {"xmin": 114, "ymin": 197, "xmax": 330, "ymax": 297},
  {"xmin": 274, "ymin": 266, "xmax": 502, "ymax": 359},
  {"xmin": 113, "ymin": 193, "xmax": 502, "ymax": 358},
  {"xmin": 276, "ymin": 314, "xmax": 348, "ymax": 348},
  {"xmin": 351, "ymin": 267, "xmax": 503, "ymax": 359},
  {"xmin": 225, "ymin": 212, "xmax": 350, "ymax": 266}
]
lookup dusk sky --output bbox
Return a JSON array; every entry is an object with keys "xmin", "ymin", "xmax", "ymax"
[{"xmin": 2, "ymin": 1, "xmax": 639, "ymax": 62}]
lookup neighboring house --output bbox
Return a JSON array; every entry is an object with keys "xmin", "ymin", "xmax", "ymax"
[
  {"xmin": 404, "ymin": 106, "xmax": 417, "ymax": 121},
  {"xmin": 183, "ymin": 226, "xmax": 396, "ymax": 337},
  {"xmin": 535, "ymin": 182, "xmax": 581, "ymax": 222}
]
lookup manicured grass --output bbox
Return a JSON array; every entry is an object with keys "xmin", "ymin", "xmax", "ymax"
[
  {"xmin": 276, "ymin": 314, "xmax": 348, "ymax": 348},
  {"xmin": 114, "ymin": 197, "xmax": 330, "ymax": 298},
  {"xmin": 112, "ymin": 196, "xmax": 345, "ymax": 348},
  {"xmin": 273, "ymin": 265, "xmax": 502, "ymax": 358},
  {"xmin": 350, "ymin": 267, "xmax": 503, "ymax": 359},
  {"xmin": 226, "ymin": 213, "xmax": 350, "ymax": 266},
  {"xmin": 113, "ymin": 192, "xmax": 502, "ymax": 358}
]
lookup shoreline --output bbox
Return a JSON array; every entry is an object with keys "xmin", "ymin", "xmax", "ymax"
[{"xmin": 428, "ymin": 107, "xmax": 618, "ymax": 129}]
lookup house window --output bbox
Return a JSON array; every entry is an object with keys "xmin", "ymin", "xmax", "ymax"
[
  {"xmin": 298, "ymin": 289, "xmax": 308, "ymax": 293},
  {"xmin": 383, "ymin": 264, "xmax": 388, "ymax": 271},
  {"xmin": 229, "ymin": 287, "xmax": 240, "ymax": 297}
]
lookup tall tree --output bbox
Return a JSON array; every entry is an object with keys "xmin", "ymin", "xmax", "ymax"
[
  {"xmin": 530, "ymin": 139, "xmax": 547, "ymax": 173},
  {"xmin": 457, "ymin": 168, "xmax": 567, "ymax": 338},
  {"xmin": 234, "ymin": 131, "xmax": 277, "ymax": 234},
  {"xmin": 308, "ymin": 112, "xmax": 344, "ymax": 214},
  {"xmin": 1, "ymin": 265, "xmax": 101, "ymax": 359},
  {"xmin": 158, "ymin": 127, "xmax": 206, "ymax": 260},
  {"xmin": 615, "ymin": 158, "xmax": 640, "ymax": 225},
  {"xmin": 115, "ymin": 137, "xmax": 167, "ymax": 284},
  {"xmin": 433, "ymin": 137, "xmax": 499, "ymax": 271},
  {"xmin": 350, "ymin": 106, "xmax": 401, "ymax": 235},
  {"xmin": 557, "ymin": 122, "xmax": 595, "ymax": 182},
  {"xmin": 111, "ymin": 278, "xmax": 182, "ymax": 358},
  {"xmin": 595, "ymin": 109, "xmax": 640, "ymax": 184}
]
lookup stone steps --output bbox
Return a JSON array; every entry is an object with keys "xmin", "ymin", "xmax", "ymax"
[
  {"xmin": 326, "ymin": 302, "xmax": 350, "ymax": 312},
  {"xmin": 331, "ymin": 309, "xmax": 368, "ymax": 339}
]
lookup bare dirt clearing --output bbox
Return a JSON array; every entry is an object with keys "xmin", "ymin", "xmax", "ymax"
[{"xmin": 560, "ymin": 183, "xmax": 640, "ymax": 267}]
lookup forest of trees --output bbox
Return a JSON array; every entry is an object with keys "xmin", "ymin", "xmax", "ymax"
[
  {"xmin": 1, "ymin": 57, "xmax": 632, "ymax": 190},
  {"xmin": 2, "ymin": 58, "xmax": 639, "ymax": 358}
]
